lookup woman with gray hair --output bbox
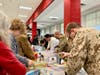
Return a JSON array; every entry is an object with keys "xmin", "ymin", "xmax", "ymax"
[{"xmin": 0, "ymin": 11, "xmax": 26, "ymax": 75}]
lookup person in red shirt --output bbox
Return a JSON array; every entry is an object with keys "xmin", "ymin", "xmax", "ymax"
[
  {"xmin": 0, "ymin": 11, "xmax": 26, "ymax": 75},
  {"xmin": 0, "ymin": 41, "xmax": 26, "ymax": 75}
]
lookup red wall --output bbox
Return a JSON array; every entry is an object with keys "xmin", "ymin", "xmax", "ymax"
[
  {"xmin": 32, "ymin": 22, "xmax": 37, "ymax": 40},
  {"xmin": 64, "ymin": 0, "xmax": 81, "ymax": 32}
]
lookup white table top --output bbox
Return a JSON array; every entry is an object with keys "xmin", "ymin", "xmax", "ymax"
[{"xmin": 40, "ymin": 67, "xmax": 65, "ymax": 75}]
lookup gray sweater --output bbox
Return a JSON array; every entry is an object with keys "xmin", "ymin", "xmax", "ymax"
[{"xmin": 10, "ymin": 34, "xmax": 28, "ymax": 67}]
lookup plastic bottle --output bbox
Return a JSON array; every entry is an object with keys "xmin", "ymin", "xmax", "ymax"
[{"xmin": 50, "ymin": 71, "xmax": 53, "ymax": 75}]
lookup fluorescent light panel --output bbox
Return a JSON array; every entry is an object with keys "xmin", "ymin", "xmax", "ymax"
[
  {"xmin": 18, "ymin": 15, "xmax": 27, "ymax": 18},
  {"xmin": 19, "ymin": 6, "xmax": 32, "ymax": 10},
  {"xmin": 49, "ymin": 16, "xmax": 59, "ymax": 19},
  {"xmin": 0, "ymin": 3, "xmax": 3, "ymax": 6}
]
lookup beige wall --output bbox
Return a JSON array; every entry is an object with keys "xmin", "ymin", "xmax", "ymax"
[{"xmin": 82, "ymin": 10, "xmax": 100, "ymax": 27}]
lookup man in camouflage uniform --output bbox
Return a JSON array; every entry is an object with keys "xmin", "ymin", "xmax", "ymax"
[
  {"xmin": 55, "ymin": 35, "xmax": 69, "ymax": 52},
  {"xmin": 64, "ymin": 22, "xmax": 100, "ymax": 75},
  {"xmin": 54, "ymin": 35, "xmax": 72, "ymax": 62},
  {"xmin": 54, "ymin": 31, "xmax": 70, "ymax": 63}
]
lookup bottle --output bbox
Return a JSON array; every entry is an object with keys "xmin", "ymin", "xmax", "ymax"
[{"xmin": 50, "ymin": 71, "xmax": 53, "ymax": 75}]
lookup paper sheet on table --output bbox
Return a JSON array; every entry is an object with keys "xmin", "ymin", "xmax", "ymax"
[
  {"xmin": 41, "ymin": 50, "xmax": 54, "ymax": 57},
  {"xmin": 40, "ymin": 67, "xmax": 65, "ymax": 75}
]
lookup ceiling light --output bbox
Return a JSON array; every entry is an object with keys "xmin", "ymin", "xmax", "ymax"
[
  {"xmin": 0, "ymin": 3, "xmax": 3, "ymax": 6},
  {"xmin": 18, "ymin": 15, "xmax": 27, "ymax": 18},
  {"xmin": 19, "ymin": 6, "xmax": 32, "ymax": 10},
  {"xmin": 49, "ymin": 16, "xmax": 59, "ymax": 20}
]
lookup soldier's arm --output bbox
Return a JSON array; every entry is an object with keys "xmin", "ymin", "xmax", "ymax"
[
  {"xmin": 55, "ymin": 37, "xmax": 68, "ymax": 52},
  {"xmin": 65, "ymin": 31, "xmax": 88, "ymax": 75}
]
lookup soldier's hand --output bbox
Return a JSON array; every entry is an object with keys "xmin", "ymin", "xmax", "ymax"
[
  {"xmin": 53, "ymin": 50, "xmax": 59, "ymax": 53},
  {"xmin": 59, "ymin": 52, "xmax": 71, "ymax": 58}
]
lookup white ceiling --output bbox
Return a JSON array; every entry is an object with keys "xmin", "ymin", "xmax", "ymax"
[
  {"xmin": 35, "ymin": 0, "xmax": 100, "ymax": 29},
  {"xmin": 0, "ymin": 0, "xmax": 42, "ymax": 22},
  {"xmin": 35, "ymin": 0, "xmax": 63, "ymax": 29},
  {"xmin": 0, "ymin": 0, "xmax": 100, "ymax": 29}
]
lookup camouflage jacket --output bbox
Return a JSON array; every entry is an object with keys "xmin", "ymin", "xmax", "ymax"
[
  {"xmin": 55, "ymin": 35, "xmax": 71, "ymax": 52},
  {"xmin": 65, "ymin": 28, "xmax": 100, "ymax": 75},
  {"xmin": 55, "ymin": 35, "xmax": 73, "ymax": 61}
]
